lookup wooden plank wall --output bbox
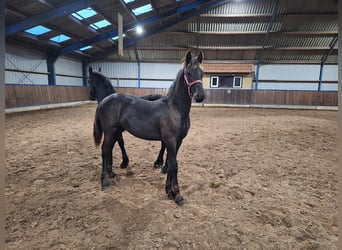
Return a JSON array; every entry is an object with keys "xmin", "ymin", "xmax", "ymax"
[
  {"xmin": 5, "ymin": 85, "xmax": 90, "ymax": 109},
  {"xmin": 5, "ymin": 85, "xmax": 338, "ymax": 109},
  {"xmin": 116, "ymin": 88, "xmax": 337, "ymax": 106}
]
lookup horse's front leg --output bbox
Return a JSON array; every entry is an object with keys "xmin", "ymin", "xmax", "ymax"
[
  {"xmin": 154, "ymin": 142, "xmax": 165, "ymax": 168},
  {"xmin": 101, "ymin": 133, "xmax": 117, "ymax": 190},
  {"xmin": 165, "ymin": 142, "xmax": 184, "ymax": 206},
  {"xmin": 117, "ymin": 133, "xmax": 129, "ymax": 169}
]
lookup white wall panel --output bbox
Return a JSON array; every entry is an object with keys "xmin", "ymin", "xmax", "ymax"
[
  {"xmin": 5, "ymin": 44, "xmax": 48, "ymax": 84},
  {"xmin": 258, "ymin": 82, "xmax": 318, "ymax": 91},
  {"xmin": 320, "ymin": 83, "xmax": 338, "ymax": 91},
  {"xmin": 55, "ymin": 57, "xmax": 83, "ymax": 86},
  {"xmin": 90, "ymin": 62, "xmax": 181, "ymax": 88},
  {"xmin": 140, "ymin": 80, "xmax": 173, "ymax": 88},
  {"xmin": 258, "ymin": 64, "xmax": 320, "ymax": 81},
  {"xmin": 115, "ymin": 79, "xmax": 138, "ymax": 88},
  {"xmin": 140, "ymin": 63, "xmax": 181, "ymax": 79},
  {"xmin": 56, "ymin": 76, "xmax": 83, "ymax": 86},
  {"xmin": 322, "ymin": 64, "xmax": 338, "ymax": 81},
  {"xmin": 90, "ymin": 62, "xmax": 138, "ymax": 78},
  {"xmin": 5, "ymin": 71, "xmax": 47, "ymax": 85}
]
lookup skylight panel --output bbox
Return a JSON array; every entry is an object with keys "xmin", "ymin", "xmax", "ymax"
[
  {"xmin": 90, "ymin": 19, "xmax": 111, "ymax": 30},
  {"xmin": 25, "ymin": 25, "xmax": 51, "ymax": 36},
  {"xmin": 112, "ymin": 34, "xmax": 126, "ymax": 41},
  {"xmin": 72, "ymin": 7, "xmax": 97, "ymax": 20},
  {"xmin": 79, "ymin": 45, "xmax": 92, "ymax": 51},
  {"xmin": 49, "ymin": 34, "xmax": 71, "ymax": 43},
  {"xmin": 132, "ymin": 4, "xmax": 153, "ymax": 16}
]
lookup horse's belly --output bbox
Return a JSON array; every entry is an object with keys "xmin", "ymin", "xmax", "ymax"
[{"xmin": 120, "ymin": 112, "xmax": 161, "ymax": 140}]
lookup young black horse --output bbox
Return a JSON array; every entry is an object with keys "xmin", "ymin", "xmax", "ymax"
[
  {"xmin": 88, "ymin": 67, "xmax": 167, "ymax": 170},
  {"xmin": 93, "ymin": 51, "xmax": 205, "ymax": 205}
]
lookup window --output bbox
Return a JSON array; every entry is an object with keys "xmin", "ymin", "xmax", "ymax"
[
  {"xmin": 132, "ymin": 4, "xmax": 153, "ymax": 16},
  {"xmin": 72, "ymin": 7, "xmax": 97, "ymax": 20},
  {"xmin": 25, "ymin": 25, "xmax": 51, "ymax": 36},
  {"xmin": 112, "ymin": 34, "xmax": 126, "ymax": 40},
  {"xmin": 210, "ymin": 75, "xmax": 243, "ymax": 88},
  {"xmin": 79, "ymin": 45, "xmax": 92, "ymax": 51},
  {"xmin": 90, "ymin": 19, "xmax": 111, "ymax": 30},
  {"xmin": 49, "ymin": 34, "xmax": 71, "ymax": 43},
  {"xmin": 210, "ymin": 76, "xmax": 219, "ymax": 88},
  {"xmin": 233, "ymin": 76, "xmax": 242, "ymax": 88}
]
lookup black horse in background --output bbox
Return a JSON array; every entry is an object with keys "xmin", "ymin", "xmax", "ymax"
[
  {"xmin": 88, "ymin": 67, "xmax": 167, "ymax": 170},
  {"xmin": 93, "ymin": 51, "xmax": 205, "ymax": 205}
]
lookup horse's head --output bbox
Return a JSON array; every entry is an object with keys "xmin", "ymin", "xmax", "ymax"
[
  {"xmin": 88, "ymin": 66, "xmax": 116, "ymax": 103},
  {"xmin": 183, "ymin": 51, "xmax": 205, "ymax": 103}
]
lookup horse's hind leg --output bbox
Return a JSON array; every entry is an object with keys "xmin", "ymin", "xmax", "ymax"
[
  {"xmin": 101, "ymin": 132, "xmax": 117, "ymax": 189},
  {"xmin": 117, "ymin": 133, "xmax": 129, "ymax": 169},
  {"xmin": 154, "ymin": 142, "xmax": 165, "ymax": 168}
]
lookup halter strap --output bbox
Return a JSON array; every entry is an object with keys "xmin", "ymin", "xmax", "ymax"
[{"xmin": 183, "ymin": 69, "xmax": 202, "ymax": 98}]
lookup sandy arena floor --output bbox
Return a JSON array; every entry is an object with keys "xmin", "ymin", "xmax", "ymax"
[{"xmin": 5, "ymin": 104, "xmax": 337, "ymax": 249}]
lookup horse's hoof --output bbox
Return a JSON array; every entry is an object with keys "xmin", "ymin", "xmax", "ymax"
[
  {"xmin": 161, "ymin": 166, "xmax": 168, "ymax": 174},
  {"xmin": 120, "ymin": 161, "xmax": 129, "ymax": 169},
  {"xmin": 101, "ymin": 180, "xmax": 109, "ymax": 191},
  {"xmin": 153, "ymin": 161, "xmax": 163, "ymax": 168},
  {"xmin": 108, "ymin": 171, "xmax": 116, "ymax": 178},
  {"xmin": 175, "ymin": 195, "xmax": 184, "ymax": 206}
]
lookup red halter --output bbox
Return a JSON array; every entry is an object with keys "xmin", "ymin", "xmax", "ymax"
[{"xmin": 183, "ymin": 69, "xmax": 203, "ymax": 98}]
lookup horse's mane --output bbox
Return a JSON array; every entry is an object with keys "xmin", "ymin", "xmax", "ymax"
[{"xmin": 93, "ymin": 71, "xmax": 115, "ymax": 90}]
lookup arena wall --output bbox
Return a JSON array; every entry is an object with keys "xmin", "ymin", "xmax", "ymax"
[{"xmin": 5, "ymin": 45, "xmax": 338, "ymax": 109}]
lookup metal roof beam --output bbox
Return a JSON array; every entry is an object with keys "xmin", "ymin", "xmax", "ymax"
[
  {"xmin": 6, "ymin": 0, "xmax": 93, "ymax": 37},
  {"xmin": 318, "ymin": 35, "xmax": 338, "ymax": 91},
  {"xmin": 255, "ymin": 0, "xmax": 280, "ymax": 66},
  {"xmin": 86, "ymin": 0, "xmax": 230, "ymax": 63},
  {"xmin": 321, "ymin": 35, "xmax": 338, "ymax": 64},
  {"xmin": 55, "ymin": 0, "xmax": 228, "ymax": 57}
]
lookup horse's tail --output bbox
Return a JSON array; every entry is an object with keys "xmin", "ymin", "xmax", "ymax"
[{"xmin": 93, "ymin": 108, "xmax": 103, "ymax": 147}]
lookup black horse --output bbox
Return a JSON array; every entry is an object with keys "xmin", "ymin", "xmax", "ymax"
[
  {"xmin": 88, "ymin": 67, "xmax": 167, "ymax": 170},
  {"xmin": 93, "ymin": 51, "xmax": 205, "ymax": 205}
]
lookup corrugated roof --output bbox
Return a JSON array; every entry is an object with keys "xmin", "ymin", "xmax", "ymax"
[{"xmin": 5, "ymin": 0, "xmax": 338, "ymax": 64}]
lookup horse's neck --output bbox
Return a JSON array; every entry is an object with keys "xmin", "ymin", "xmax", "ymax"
[
  {"xmin": 168, "ymin": 71, "xmax": 192, "ymax": 115},
  {"xmin": 96, "ymin": 82, "xmax": 116, "ymax": 103}
]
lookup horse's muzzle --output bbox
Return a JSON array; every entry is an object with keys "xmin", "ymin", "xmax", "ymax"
[{"xmin": 194, "ymin": 92, "xmax": 205, "ymax": 102}]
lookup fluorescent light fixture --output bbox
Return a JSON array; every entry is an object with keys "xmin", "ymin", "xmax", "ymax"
[
  {"xmin": 136, "ymin": 25, "xmax": 143, "ymax": 34},
  {"xmin": 49, "ymin": 34, "xmax": 71, "ymax": 43},
  {"xmin": 123, "ymin": 0, "xmax": 135, "ymax": 3},
  {"xmin": 79, "ymin": 45, "xmax": 92, "ymax": 51},
  {"xmin": 25, "ymin": 25, "xmax": 51, "ymax": 36},
  {"xmin": 90, "ymin": 19, "xmax": 111, "ymax": 30},
  {"xmin": 72, "ymin": 7, "xmax": 97, "ymax": 20},
  {"xmin": 132, "ymin": 4, "xmax": 153, "ymax": 16}
]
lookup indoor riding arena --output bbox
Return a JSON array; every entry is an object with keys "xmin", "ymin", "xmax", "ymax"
[{"xmin": 4, "ymin": 0, "xmax": 338, "ymax": 249}]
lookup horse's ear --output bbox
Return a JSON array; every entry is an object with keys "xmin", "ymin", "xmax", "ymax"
[
  {"xmin": 185, "ymin": 50, "xmax": 192, "ymax": 65},
  {"xmin": 89, "ymin": 66, "xmax": 93, "ymax": 74},
  {"xmin": 197, "ymin": 51, "xmax": 204, "ymax": 64}
]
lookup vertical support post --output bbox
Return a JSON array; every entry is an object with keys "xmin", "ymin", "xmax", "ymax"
[
  {"xmin": 47, "ymin": 54, "xmax": 57, "ymax": 85},
  {"xmin": 118, "ymin": 13, "xmax": 124, "ymax": 57},
  {"xmin": 82, "ymin": 61, "xmax": 88, "ymax": 86},
  {"xmin": 255, "ymin": 62, "xmax": 260, "ymax": 90},
  {"xmin": 134, "ymin": 47, "xmax": 141, "ymax": 88},
  {"xmin": 137, "ymin": 60, "xmax": 141, "ymax": 88},
  {"xmin": 318, "ymin": 62, "xmax": 323, "ymax": 91},
  {"xmin": 0, "ymin": 2, "xmax": 5, "ymax": 247}
]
